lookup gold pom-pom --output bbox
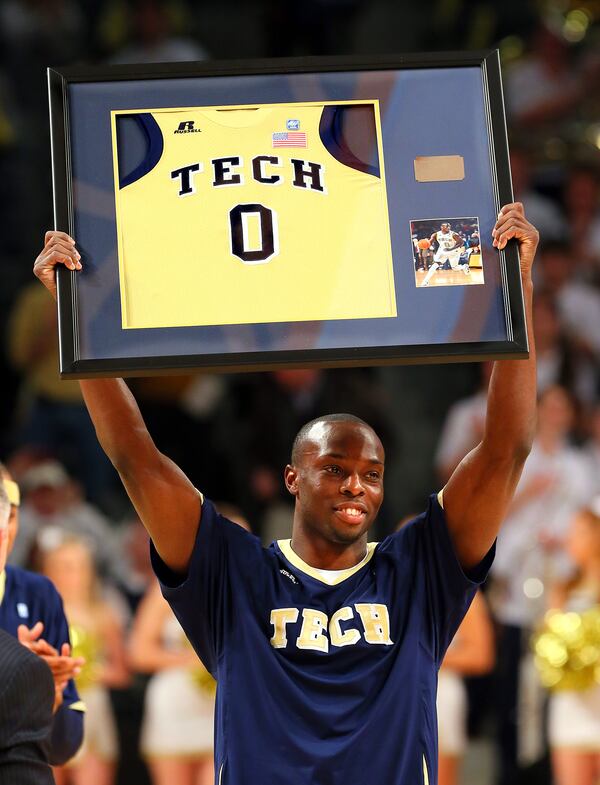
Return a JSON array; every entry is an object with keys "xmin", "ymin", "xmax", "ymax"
[
  {"xmin": 69, "ymin": 624, "xmax": 101, "ymax": 691},
  {"xmin": 180, "ymin": 630, "xmax": 216, "ymax": 696},
  {"xmin": 532, "ymin": 608, "xmax": 600, "ymax": 692},
  {"xmin": 189, "ymin": 663, "xmax": 217, "ymax": 696}
]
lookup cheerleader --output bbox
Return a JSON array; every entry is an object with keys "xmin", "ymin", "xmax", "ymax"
[
  {"xmin": 130, "ymin": 504, "xmax": 249, "ymax": 785},
  {"xmin": 437, "ymin": 591, "xmax": 494, "ymax": 785},
  {"xmin": 546, "ymin": 501, "xmax": 600, "ymax": 785},
  {"xmin": 41, "ymin": 534, "xmax": 130, "ymax": 785},
  {"xmin": 130, "ymin": 581, "xmax": 215, "ymax": 785}
]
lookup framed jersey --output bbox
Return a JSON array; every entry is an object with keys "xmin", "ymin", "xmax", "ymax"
[
  {"xmin": 48, "ymin": 51, "xmax": 528, "ymax": 377},
  {"xmin": 111, "ymin": 101, "xmax": 396, "ymax": 330}
]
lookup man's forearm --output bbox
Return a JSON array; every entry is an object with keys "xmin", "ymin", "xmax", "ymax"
[
  {"xmin": 48, "ymin": 705, "xmax": 84, "ymax": 766},
  {"xmin": 79, "ymin": 379, "xmax": 156, "ymax": 473},
  {"xmin": 484, "ymin": 278, "xmax": 536, "ymax": 459},
  {"xmin": 78, "ymin": 377, "xmax": 201, "ymax": 571},
  {"xmin": 440, "ymin": 205, "xmax": 539, "ymax": 567}
]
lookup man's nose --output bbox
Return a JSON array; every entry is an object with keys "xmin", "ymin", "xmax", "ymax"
[{"xmin": 340, "ymin": 472, "xmax": 364, "ymax": 495}]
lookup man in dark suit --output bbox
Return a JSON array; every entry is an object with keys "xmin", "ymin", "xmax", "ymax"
[
  {"xmin": 0, "ymin": 483, "xmax": 55, "ymax": 785},
  {"xmin": 0, "ymin": 465, "xmax": 84, "ymax": 764},
  {"xmin": 0, "ymin": 627, "xmax": 55, "ymax": 785}
]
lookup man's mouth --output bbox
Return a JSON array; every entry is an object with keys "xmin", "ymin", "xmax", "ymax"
[{"xmin": 334, "ymin": 505, "xmax": 367, "ymax": 524}]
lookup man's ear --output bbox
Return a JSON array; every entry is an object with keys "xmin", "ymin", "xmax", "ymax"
[{"xmin": 284, "ymin": 464, "xmax": 299, "ymax": 497}]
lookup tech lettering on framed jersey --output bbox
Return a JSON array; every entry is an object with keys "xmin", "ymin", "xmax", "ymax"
[{"xmin": 111, "ymin": 101, "xmax": 397, "ymax": 330}]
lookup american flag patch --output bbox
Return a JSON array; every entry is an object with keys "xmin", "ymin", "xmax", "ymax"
[{"xmin": 272, "ymin": 131, "xmax": 307, "ymax": 148}]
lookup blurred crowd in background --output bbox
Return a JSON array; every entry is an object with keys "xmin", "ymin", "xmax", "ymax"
[{"xmin": 0, "ymin": 1, "xmax": 599, "ymax": 784}]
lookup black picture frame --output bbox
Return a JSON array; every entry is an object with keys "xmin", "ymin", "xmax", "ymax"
[{"xmin": 48, "ymin": 50, "xmax": 527, "ymax": 378}]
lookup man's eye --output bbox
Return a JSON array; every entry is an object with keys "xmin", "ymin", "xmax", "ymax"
[
  {"xmin": 366, "ymin": 472, "xmax": 380, "ymax": 481},
  {"xmin": 325, "ymin": 466, "xmax": 341, "ymax": 474}
]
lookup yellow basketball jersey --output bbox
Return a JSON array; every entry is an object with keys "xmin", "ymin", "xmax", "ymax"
[{"xmin": 111, "ymin": 101, "xmax": 396, "ymax": 329}]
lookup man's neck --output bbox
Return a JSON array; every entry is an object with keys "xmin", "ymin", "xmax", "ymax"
[{"xmin": 290, "ymin": 528, "xmax": 368, "ymax": 571}]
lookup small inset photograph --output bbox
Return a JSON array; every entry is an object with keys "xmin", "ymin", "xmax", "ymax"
[{"xmin": 411, "ymin": 217, "xmax": 484, "ymax": 288}]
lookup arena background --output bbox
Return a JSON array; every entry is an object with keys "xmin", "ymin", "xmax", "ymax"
[{"xmin": 0, "ymin": 2, "xmax": 599, "ymax": 784}]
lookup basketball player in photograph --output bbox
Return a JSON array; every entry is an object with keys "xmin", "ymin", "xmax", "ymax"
[{"xmin": 420, "ymin": 222, "xmax": 470, "ymax": 286}]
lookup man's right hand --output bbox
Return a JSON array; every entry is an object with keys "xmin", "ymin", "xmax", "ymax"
[
  {"xmin": 18, "ymin": 623, "xmax": 84, "ymax": 685},
  {"xmin": 33, "ymin": 231, "xmax": 82, "ymax": 301}
]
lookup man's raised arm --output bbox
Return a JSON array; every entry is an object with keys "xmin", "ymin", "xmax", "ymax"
[
  {"xmin": 33, "ymin": 231, "xmax": 201, "ymax": 573},
  {"xmin": 442, "ymin": 203, "xmax": 539, "ymax": 569}
]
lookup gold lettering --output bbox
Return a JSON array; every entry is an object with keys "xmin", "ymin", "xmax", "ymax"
[
  {"xmin": 270, "ymin": 608, "xmax": 299, "ymax": 649},
  {"xmin": 329, "ymin": 606, "xmax": 361, "ymax": 647},
  {"xmin": 354, "ymin": 603, "xmax": 393, "ymax": 645},
  {"xmin": 296, "ymin": 608, "xmax": 329, "ymax": 652}
]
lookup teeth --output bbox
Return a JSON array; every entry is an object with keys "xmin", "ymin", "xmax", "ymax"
[{"xmin": 341, "ymin": 508, "xmax": 362, "ymax": 517}]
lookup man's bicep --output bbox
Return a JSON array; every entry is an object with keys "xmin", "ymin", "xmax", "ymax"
[
  {"xmin": 120, "ymin": 451, "xmax": 202, "ymax": 574},
  {"xmin": 398, "ymin": 498, "xmax": 492, "ymax": 665},
  {"xmin": 152, "ymin": 500, "xmax": 238, "ymax": 670},
  {"xmin": 442, "ymin": 442, "xmax": 526, "ymax": 569}
]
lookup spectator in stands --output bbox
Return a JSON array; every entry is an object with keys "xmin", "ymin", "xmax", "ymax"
[
  {"xmin": 510, "ymin": 146, "xmax": 567, "ymax": 242},
  {"xmin": 41, "ymin": 534, "xmax": 129, "ymax": 785},
  {"xmin": 490, "ymin": 385, "xmax": 595, "ymax": 785},
  {"xmin": 1, "ymin": 483, "xmax": 56, "ymax": 785},
  {"xmin": 130, "ymin": 506, "xmax": 249, "ymax": 785},
  {"xmin": 0, "ymin": 463, "xmax": 85, "ymax": 766},
  {"xmin": 533, "ymin": 289, "xmax": 598, "ymax": 404},
  {"xmin": 264, "ymin": 0, "xmax": 363, "ymax": 56},
  {"xmin": 583, "ymin": 404, "xmax": 600, "ymax": 495},
  {"xmin": 6, "ymin": 283, "xmax": 116, "ymax": 508},
  {"xmin": 0, "ymin": 1, "xmax": 86, "ymax": 262},
  {"xmin": 545, "ymin": 500, "xmax": 600, "ymax": 785},
  {"xmin": 127, "ymin": 374, "xmax": 232, "ymax": 507},
  {"xmin": 434, "ymin": 363, "xmax": 492, "ymax": 485},
  {"xmin": 130, "ymin": 582, "xmax": 215, "ymax": 785},
  {"xmin": 538, "ymin": 241, "xmax": 600, "ymax": 363},
  {"xmin": 563, "ymin": 166, "xmax": 600, "ymax": 278},
  {"xmin": 504, "ymin": 22, "xmax": 582, "ymax": 129},
  {"xmin": 111, "ymin": 513, "xmax": 156, "ymax": 615},
  {"xmin": 438, "ymin": 592, "xmax": 495, "ymax": 785},
  {"xmin": 109, "ymin": 0, "xmax": 208, "ymax": 64},
  {"xmin": 9, "ymin": 460, "xmax": 121, "ymax": 580}
]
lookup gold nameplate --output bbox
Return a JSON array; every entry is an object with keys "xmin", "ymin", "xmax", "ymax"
[{"xmin": 414, "ymin": 155, "xmax": 465, "ymax": 182}]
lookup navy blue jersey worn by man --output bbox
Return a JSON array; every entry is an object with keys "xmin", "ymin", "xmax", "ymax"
[
  {"xmin": 154, "ymin": 491, "xmax": 492, "ymax": 784},
  {"xmin": 34, "ymin": 203, "xmax": 540, "ymax": 784}
]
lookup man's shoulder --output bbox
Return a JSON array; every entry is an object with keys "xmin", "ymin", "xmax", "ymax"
[
  {"xmin": 376, "ymin": 495, "xmax": 442, "ymax": 557},
  {"xmin": 203, "ymin": 498, "xmax": 263, "ymax": 548},
  {"xmin": 6, "ymin": 565, "xmax": 59, "ymax": 599},
  {"xmin": 4, "ymin": 567, "xmax": 64, "ymax": 626}
]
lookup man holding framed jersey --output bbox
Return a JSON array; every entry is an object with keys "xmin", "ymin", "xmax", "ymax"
[{"xmin": 34, "ymin": 202, "xmax": 539, "ymax": 785}]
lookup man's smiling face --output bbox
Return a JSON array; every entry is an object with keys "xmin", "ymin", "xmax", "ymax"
[{"xmin": 285, "ymin": 420, "xmax": 384, "ymax": 547}]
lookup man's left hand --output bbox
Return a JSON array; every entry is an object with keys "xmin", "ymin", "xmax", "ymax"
[{"xmin": 492, "ymin": 202, "xmax": 539, "ymax": 278}]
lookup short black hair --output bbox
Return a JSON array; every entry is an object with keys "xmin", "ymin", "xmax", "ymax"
[{"xmin": 291, "ymin": 413, "xmax": 374, "ymax": 465}]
